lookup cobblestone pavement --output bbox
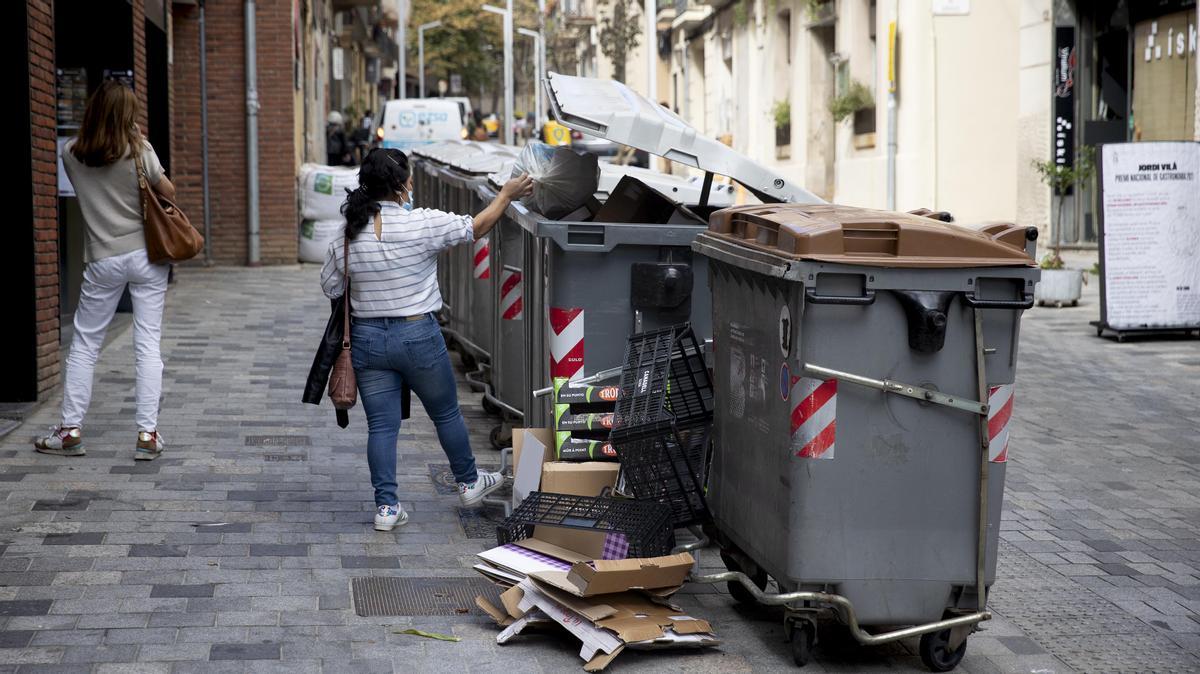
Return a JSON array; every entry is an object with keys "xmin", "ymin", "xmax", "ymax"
[{"xmin": 0, "ymin": 266, "xmax": 1196, "ymax": 673}]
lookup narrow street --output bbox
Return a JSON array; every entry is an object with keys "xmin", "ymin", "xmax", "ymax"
[{"xmin": 0, "ymin": 265, "xmax": 1196, "ymax": 673}]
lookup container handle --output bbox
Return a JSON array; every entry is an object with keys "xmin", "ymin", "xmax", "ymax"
[
  {"xmin": 963, "ymin": 292, "xmax": 1034, "ymax": 310},
  {"xmin": 804, "ymin": 288, "xmax": 876, "ymax": 306}
]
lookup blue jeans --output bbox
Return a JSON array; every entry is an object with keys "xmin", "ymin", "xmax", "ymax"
[{"xmin": 351, "ymin": 315, "xmax": 478, "ymax": 506}]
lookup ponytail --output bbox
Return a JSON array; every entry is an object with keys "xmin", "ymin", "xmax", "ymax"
[{"xmin": 341, "ymin": 148, "xmax": 411, "ymax": 239}]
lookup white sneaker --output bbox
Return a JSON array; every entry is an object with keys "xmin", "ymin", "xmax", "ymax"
[
  {"xmin": 459, "ymin": 471, "xmax": 504, "ymax": 507},
  {"xmin": 374, "ymin": 504, "xmax": 409, "ymax": 531}
]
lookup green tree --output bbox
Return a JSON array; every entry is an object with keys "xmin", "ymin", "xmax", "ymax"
[
  {"xmin": 1032, "ymin": 145, "xmax": 1096, "ymax": 266},
  {"xmin": 408, "ymin": 0, "xmax": 545, "ymax": 114},
  {"xmin": 407, "ymin": 0, "xmax": 506, "ymax": 104},
  {"xmin": 597, "ymin": 0, "xmax": 641, "ymax": 83}
]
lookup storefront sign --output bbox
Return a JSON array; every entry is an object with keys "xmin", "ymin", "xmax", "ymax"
[
  {"xmin": 1098, "ymin": 142, "xmax": 1200, "ymax": 331},
  {"xmin": 1133, "ymin": 11, "xmax": 1197, "ymax": 141},
  {"xmin": 1054, "ymin": 27, "xmax": 1076, "ymax": 175}
]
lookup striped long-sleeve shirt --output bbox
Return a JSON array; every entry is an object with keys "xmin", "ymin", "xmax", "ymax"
[{"xmin": 321, "ymin": 201, "xmax": 474, "ymax": 317}]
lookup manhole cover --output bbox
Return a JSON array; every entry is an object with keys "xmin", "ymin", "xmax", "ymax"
[
  {"xmin": 427, "ymin": 464, "xmax": 459, "ymax": 495},
  {"xmin": 245, "ymin": 435, "xmax": 311, "ymax": 447},
  {"xmin": 456, "ymin": 506, "xmax": 506, "ymax": 539},
  {"xmin": 351, "ymin": 577, "xmax": 502, "ymax": 617}
]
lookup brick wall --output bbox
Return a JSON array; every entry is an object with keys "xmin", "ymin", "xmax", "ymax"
[
  {"xmin": 28, "ymin": 0, "xmax": 58, "ymax": 397},
  {"xmin": 133, "ymin": 0, "xmax": 148, "ymax": 133},
  {"xmin": 172, "ymin": 1, "xmax": 298, "ymax": 266}
]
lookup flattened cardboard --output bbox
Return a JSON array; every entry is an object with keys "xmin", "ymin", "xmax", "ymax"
[
  {"xmin": 500, "ymin": 585, "xmax": 527, "ymax": 620},
  {"xmin": 513, "ymin": 431, "xmax": 550, "ymax": 505},
  {"xmin": 473, "ymin": 562, "xmax": 521, "ymax": 587},
  {"xmin": 526, "ymin": 576, "xmax": 714, "ymax": 643},
  {"xmin": 556, "ymin": 553, "xmax": 695, "ymax": 597},
  {"xmin": 512, "ymin": 427, "xmax": 555, "ymax": 474},
  {"xmin": 477, "ymin": 543, "xmax": 571, "ymax": 578},
  {"xmin": 515, "ymin": 578, "xmax": 624, "ymax": 663},
  {"xmin": 583, "ymin": 645, "xmax": 624, "ymax": 672},
  {"xmin": 511, "ymin": 535, "xmax": 593, "ymax": 566},
  {"xmin": 540, "ymin": 461, "xmax": 620, "ymax": 497},
  {"xmin": 476, "ymin": 596, "xmax": 513, "ymax": 626}
]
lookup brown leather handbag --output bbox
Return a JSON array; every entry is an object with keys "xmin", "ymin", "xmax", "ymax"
[
  {"xmin": 134, "ymin": 152, "xmax": 204, "ymax": 264},
  {"xmin": 327, "ymin": 235, "xmax": 357, "ymax": 410}
]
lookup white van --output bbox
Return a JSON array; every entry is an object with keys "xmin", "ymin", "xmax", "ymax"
[
  {"xmin": 443, "ymin": 96, "xmax": 474, "ymax": 127},
  {"xmin": 379, "ymin": 99, "xmax": 465, "ymax": 152}
]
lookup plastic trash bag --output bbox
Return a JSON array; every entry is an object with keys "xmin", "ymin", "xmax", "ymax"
[{"xmin": 512, "ymin": 141, "xmax": 599, "ymax": 218}]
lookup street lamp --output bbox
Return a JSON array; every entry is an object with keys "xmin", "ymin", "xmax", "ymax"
[
  {"xmin": 417, "ymin": 19, "xmax": 443, "ymax": 99},
  {"xmin": 482, "ymin": 2, "xmax": 514, "ymax": 146},
  {"xmin": 517, "ymin": 28, "xmax": 542, "ymax": 129}
]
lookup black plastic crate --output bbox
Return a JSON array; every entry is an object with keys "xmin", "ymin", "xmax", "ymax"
[
  {"xmin": 496, "ymin": 492, "xmax": 675, "ymax": 558},
  {"xmin": 611, "ymin": 325, "xmax": 714, "ymax": 440},
  {"xmin": 612, "ymin": 422, "xmax": 711, "ymax": 527}
]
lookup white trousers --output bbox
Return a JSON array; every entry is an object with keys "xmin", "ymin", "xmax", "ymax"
[{"xmin": 61, "ymin": 249, "xmax": 169, "ymax": 431}]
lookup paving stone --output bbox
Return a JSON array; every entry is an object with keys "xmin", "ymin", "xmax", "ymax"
[
  {"xmin": 0, "ymin": 631, "xmax": 34, "ymax": 649},
  {"xmin": 0, "ymin": 602, "xmax": 51, "ymax": 617},
  {"xmin": 149, "ymin": 585, "xmax": 214, "ymax": 599},
  {"xmin": 248, "ymin": 545, "xmax": 308, "ymax": 557},
  {"xmin": 209, "ymin": 643, "xmax": 281, "ymax": 661}
]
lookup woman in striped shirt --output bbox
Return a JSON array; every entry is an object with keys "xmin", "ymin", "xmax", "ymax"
[{"xmin": 322, "ymin": 148, "xmax": 533, "ymax": 531}]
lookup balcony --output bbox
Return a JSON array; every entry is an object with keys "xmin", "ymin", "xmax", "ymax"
[
  {"xmin": 559, "ymin": 0, "xmax": 595, "ymax": 25},
  {"xmin": 671, "ymin": 0, "xmax": 710, "ymax": 32}
]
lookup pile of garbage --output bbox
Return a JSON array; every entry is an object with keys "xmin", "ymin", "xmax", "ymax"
[{"xmin": 472, "ymin": 429, "xmax": 718, "ymax": 671}]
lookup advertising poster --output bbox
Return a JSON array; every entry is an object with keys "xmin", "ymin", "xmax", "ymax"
[{"xmin": 1099, "ymin": 142, "xmax": 1200, "ymax": 331}]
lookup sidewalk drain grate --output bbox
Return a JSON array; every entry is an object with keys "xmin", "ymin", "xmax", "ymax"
[
  {"xmin": 264, "ymin": 454, "xmax": 307, "ymax": 462},
  {"xmin": 245, "ymin": 435, "xmax": 311, "ymax": 447},
  {"xmin": 351, "ymin": 576, "xmax": 501, "ymax": 617}
]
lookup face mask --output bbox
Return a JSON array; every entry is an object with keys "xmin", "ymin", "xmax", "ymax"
[{"xmin": 398, "ymin": 188, "xmax": 413, "ymax": 211}]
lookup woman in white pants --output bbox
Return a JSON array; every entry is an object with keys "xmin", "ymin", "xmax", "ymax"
[{"xmin": 36, "ymin": 82, "xmax": 175, "ymax": 461}]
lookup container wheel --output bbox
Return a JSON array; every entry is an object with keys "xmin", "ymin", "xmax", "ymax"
[
  {"xmin": 481, "ymin": 396, "xmax": 501, "ymax": 416},
  {"xmin": 919, "ymin": 629, "xmax": 967, "ymax": 672},
  {"xmin": 789, "ymin": 620, "xmax": 815, "ymax": 667},
  {"xmin": 460, "ymin": 351, "xmax": 478, "ymax": 371},
  {"xmin": 489, "ymin": 425, "xmax": 510, "ymax": 450},
  {"xmin": 720, "ymin": 551, "xmax": 767, "ymax": 605}
]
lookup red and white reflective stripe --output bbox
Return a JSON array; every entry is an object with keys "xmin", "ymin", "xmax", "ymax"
[
  {"xmin": 500, "ymin": 269, "xmax": 523, "ymax": 320},
  {"xmin": 791, "ymin": 377, "xmax": 837, "ymax": 459},
  {"xmin": 987, "ymin": 384, "xmax": 1014, "ymax": 463},
  {"xmin": 472, "ymin": 237, "xmax": 490, "ymax": 280},
  {"xmin": 548, "ymin": 307, "xmax": 585, "ymax": 380}
]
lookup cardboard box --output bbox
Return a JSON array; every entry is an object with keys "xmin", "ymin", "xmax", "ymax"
[
  {"xmin": 529, "ymin": 553, "xmax": 694, "ymax": 598},
  {"xmin": 540, "ymin": 462, "xmax": 620, "ymax": 497}
]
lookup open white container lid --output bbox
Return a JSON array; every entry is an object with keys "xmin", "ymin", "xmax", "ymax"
[{"xmin": 545, "ymin": 72, "xmax": 822, "ymax": 205}]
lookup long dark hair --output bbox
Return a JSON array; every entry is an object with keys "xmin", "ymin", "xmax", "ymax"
[{"xmin": 341, "ymin": 148, "xmax": 411, "ymax": 239}]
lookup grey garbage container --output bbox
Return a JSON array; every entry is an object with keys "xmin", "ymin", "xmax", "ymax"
[
  {"xmin": 692, "ymin": 203, "xmax": 1040, "ymax": 669},
  {"xmin": 438, "ymin": 150, "xmax": 518, "ymax": 369}
]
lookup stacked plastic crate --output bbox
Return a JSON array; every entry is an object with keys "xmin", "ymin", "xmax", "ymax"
[{"xmin": 610, "ymin": 325, "xmax": 715, "ymax": 528}]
